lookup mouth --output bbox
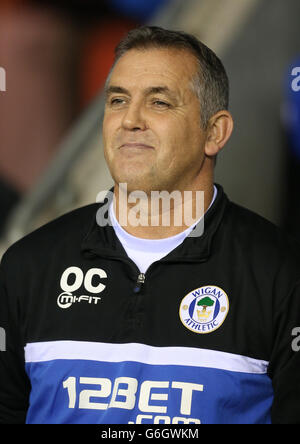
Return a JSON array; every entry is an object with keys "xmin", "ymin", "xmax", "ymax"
[{"xmin": 119, "ymin": 142, "xmax": 155, "ymax": 150}]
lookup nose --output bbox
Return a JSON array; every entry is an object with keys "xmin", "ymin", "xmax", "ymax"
[{"xmin": 122, "ymin": 101, "xmax": 147, "ymax": 131}]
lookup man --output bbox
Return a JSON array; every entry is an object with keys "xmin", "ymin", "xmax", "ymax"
[{"xmin": 1, "ymin": 26, "xmax": 300, "ymax": 424}]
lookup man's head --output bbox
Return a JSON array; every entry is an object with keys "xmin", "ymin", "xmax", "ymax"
[
  {"xmin": 103, "ymin": 26, "xmax": 233, "ymax": 195},
  {"xmin": 110, "ymin": 26, "xmax": 229, "ymax": 130}
]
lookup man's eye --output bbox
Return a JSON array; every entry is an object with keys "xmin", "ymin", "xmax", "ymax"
[
  {"xmin": 153, "ymin": 100, "xmax": 170, "ymax": 108},
  {"xmin": 110, "ymin": 98, "xmax": 126, "ymax": 106}
]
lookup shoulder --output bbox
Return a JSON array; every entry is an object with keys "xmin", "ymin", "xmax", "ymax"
[
  {"xmin": 223, "ymin": 200, "xmax": 300, "ymax": 276},
  {"xmin": 1, "ymin": 203, "xmax": 99, "ymax": 267},
  {"xmin": 225, "ymin": 201, "xmax": 281, "ymax": 238},
  {"xmin": 226, "ymin": 200, "xmax": 294, "ymax": 242}
]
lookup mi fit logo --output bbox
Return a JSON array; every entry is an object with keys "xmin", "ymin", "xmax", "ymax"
[
  {"xmin": 0, "ymin": 67, "xmax": 6, "ymax": 92},
  {"xmin": 57, "ymin": 266, "xmax": 107, "ymax": 309}
]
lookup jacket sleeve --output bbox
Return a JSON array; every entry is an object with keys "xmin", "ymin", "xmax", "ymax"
[
  {"xmin": 269, "ymin": 278, "xmax": 300, "ymax": 424},
  {"xmin": 0, "ymin": 250, "xmax": 30, "ymax": 424}
]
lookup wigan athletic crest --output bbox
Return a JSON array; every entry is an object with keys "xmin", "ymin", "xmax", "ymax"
[{"xmin": 179, "ymin": 285, "xmax": 229, "ymax": 334}]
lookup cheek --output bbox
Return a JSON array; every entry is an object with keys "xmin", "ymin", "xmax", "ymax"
[
  {"xmin": 103, "ymin": 112, "xmax": 119, "ymax": 144},
  {"xmin": 102, "ymin": 114, "xmax": 111, "ymax": 141},
  {"xmin": 160, "ymin": 117, "xmax": 191, "ymax": 153},
  {"xmin": 167, "ymin": 120, "xmax": 204, "ymax": 167},
  {"xmin": 155, "ymin": 115, "xmax": 186, "ymax": 146},
  {"xmin": 102, "ymin": 117, "xmax": 117, "ymax": 166}
]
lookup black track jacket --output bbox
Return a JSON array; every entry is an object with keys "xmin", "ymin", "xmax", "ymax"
[{"xmin": 0, "ymin": 184, "xmax": 300, "ymax": 424}]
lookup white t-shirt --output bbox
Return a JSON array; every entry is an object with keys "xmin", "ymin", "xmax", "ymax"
[{"xmin": 109, "ymin": 186, "xmax": 217, "ymax": 273}]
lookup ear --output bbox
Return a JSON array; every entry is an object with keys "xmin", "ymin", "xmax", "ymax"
[{"xmin": 204, "ymin": 111, "xmax": 234, "ymax": 157}]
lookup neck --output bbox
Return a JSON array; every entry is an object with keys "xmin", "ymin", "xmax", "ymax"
[{"xmin": 113, "ymin": 180, "xmax": 214, "ymax": 240}]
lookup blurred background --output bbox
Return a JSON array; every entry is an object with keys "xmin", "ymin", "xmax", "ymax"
[{"xmin": 0, "ymin": 0, "xmax": 300, "ymax": 257}]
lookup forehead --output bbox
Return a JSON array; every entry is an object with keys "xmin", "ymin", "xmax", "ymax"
[{"xmin": 108, "ymin": 48, "xmax": 198, "ymax": 92}]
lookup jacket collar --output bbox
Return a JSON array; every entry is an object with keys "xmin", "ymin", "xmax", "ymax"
[{"xmin": 81, "ymin": 183, "xmax": 228, "ymax": 261}]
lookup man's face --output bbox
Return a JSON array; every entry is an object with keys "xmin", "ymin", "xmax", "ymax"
[{"xmin": 103, "ymin": 47, "xmax": 208, "ymax": 194}]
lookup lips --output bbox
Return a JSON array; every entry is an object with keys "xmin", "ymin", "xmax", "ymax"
[{"xmin": 119, "ymin": 142, "xmax": 154, "ymax": 150}]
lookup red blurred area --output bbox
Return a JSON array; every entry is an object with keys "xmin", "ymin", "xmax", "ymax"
[
  {"xmin": 80, "ymin": 18, "xmax": 137, "ymax": 107},
  {"xmin": 0, "ymin": 4, "xmax": 80, "ymax": 193},
  {"xmin": 0, "ymin": 1, "xmax": 139, "ymax": 234}
]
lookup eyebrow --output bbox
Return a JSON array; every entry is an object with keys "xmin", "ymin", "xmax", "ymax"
[
  {"xmin": 105, "ymin": 85, "xmax": 178, "ymax": 102},
  {"xmin": 105, "ymin": 85, "xmax": 129, "ymax": 97}
]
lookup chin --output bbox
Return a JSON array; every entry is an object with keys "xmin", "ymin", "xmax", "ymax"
[
  {"xmin": 112, "ymin": 166, "xmax": 154, "ymax": 192},
  {"xmin": 116, "ymin": 176, "xmax": 158, "ymax": 196}
]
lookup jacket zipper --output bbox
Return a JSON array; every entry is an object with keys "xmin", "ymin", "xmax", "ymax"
[
  {"xmin": 130, "ymin": 254, "xmax": 208, "ymax": 294},
  {"xmin": 87, "ymin": 249, "xmax": 207, "ymax": 295},
  {"xmin": 133, "ymin": 273, "xmax": 145, "ymax": 293}
]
